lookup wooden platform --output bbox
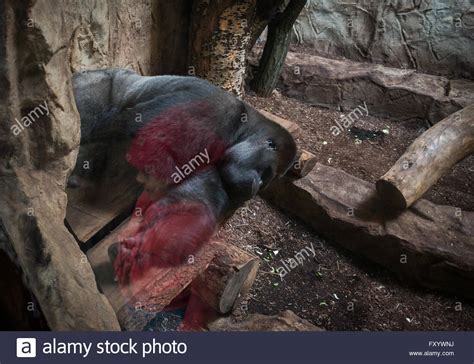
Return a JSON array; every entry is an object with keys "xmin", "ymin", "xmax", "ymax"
[{"xmin": 66, "ymin": 172, "xmax": 142, "ymax": 244}]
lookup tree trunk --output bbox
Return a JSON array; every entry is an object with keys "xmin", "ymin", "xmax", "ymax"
[
  {"xmin": 191, "ymin": 243, "xmax": 259, "ymax": 314},
  {"xmin": 153, "ymin": 0, "xmax": 193, "ymax": 75},
  {"xmin": 187, "ymin": 0, "xmax": 287, "ymax": 97},
  {"xmin": 251, "ymin": 0, "xmax": 307, "ymax": 97},
  {"xmin": 188, "ymin": 0, "xmax": 258, "ymax": 97},
  {"xmin": 247, "ymin": 0, "xmax": 286, "ymax": 51}
]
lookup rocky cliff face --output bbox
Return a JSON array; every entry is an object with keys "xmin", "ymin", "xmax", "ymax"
[
  {"xmin": 0, "ymin": 0, "xmax": 161, "ymax": 330},
  {"xmin": 292, "ymin": 0, "xmax": 474, "ymax": 79}
]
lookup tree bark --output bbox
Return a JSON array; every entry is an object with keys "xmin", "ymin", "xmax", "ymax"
[
  {"xmin": 251, "ymin": 0, "xmax": 307, "ymax": 97},
  {"xmin": 0, "ymin": 0, "xmax": 121, "ymax": 330},
  {"xmin": 153, "ymin": 0, "xmax": 193, "ymax": 75},
  {"xmin": 188, "ymin": 0, "xmax": 258, "ymax": 97},
  {"xmin": 247, "ymin": 0, "xmax": 286, "ymax": 51},
  {"xmin": 376, "ymin": 105, "xmax": 474, "ymax": 210},
  {"xmin": 191, "ymin": 243, "xmax": 259, "ymax": 314}
]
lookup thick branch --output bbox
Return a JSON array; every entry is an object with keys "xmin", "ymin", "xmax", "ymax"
[{"xmin": 251, "ymin": 0, "xmax": 307, "ymax": 97}]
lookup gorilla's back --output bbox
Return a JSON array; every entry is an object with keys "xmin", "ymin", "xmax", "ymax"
[{"xmin": 73, "ymin": 69, "xmax": 244, "ymax": 144}]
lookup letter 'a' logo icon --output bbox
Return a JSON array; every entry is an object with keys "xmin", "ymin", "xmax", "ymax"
[{"xmin": 16, "ymin": 338, "xmax": 37, "ymax": 358}]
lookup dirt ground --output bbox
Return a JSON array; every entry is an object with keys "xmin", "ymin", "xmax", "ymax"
[
  {"xmin": 246, "ymin": 91, "xmax": 474, "ymax": 211},
  {"xmin": 218, "ymin": 90, "xmax": 474, "ymax": 331}
]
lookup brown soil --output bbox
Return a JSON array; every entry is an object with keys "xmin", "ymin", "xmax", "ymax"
[{"xmin": 217, "ymin": 90, "xmax": 474, "ymax": 331}]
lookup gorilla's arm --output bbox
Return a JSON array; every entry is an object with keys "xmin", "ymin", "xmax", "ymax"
[{"xmin": 113, "ymin": 169, "xmax": 229, "ymax": 285}]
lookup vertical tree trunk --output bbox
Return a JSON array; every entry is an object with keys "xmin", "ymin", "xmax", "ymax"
[
  {"xmin": 188, "ymin": 0, "xmax": 257, "ymax": 97},
  {"xmin": 251, "ymin": 0, "xmax": 307, "ymax": 97},
  {"xmin": 247, "ymin": 0, "xmax": 286, "ymax": 51}
]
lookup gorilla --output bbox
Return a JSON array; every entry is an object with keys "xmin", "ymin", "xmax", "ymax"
[
  {"xmin": 70, "ymin": 69, "xmax": 296, "ymax": 284},
  {"xmin": 71, "ymin": 69, "xmax": 297, "ymax": 211}
]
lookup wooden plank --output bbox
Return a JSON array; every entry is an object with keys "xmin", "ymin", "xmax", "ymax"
[
  {"xmin": 288, "ymin": 149, "xmax": 318, "ymax": 178},
  {"xmin": 262, "ymin": 163, "xmax": 474, "ymax": 300},
  {"xmin": 66, "ymin": 176, "xmax": 142, "ymax": 243}
]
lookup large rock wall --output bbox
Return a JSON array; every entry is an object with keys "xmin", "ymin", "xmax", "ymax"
[
  {"xmin": 0, "ymin": 0, "xmax": 161, "ymax": 330},
  {"xmin": 292, "ymin": 0, "xmax": 474, "ymax": 79}
]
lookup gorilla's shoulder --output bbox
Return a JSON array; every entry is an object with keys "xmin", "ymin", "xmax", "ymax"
[
  {"xmin": 74, "ymin": 68, "xmax": 217, "ymax": 90},
  {"xmin": 72, "ymin": 68, "xmax": 134, "ymax": 82}
]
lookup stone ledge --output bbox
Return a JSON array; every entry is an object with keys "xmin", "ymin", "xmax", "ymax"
[
  {"xmin": 250, "ymin": 50, "xmax": 474, "ymax": 123},
  {"xmin": 262, "ymin": 163, "xmax": 474, "ymax": 299}
]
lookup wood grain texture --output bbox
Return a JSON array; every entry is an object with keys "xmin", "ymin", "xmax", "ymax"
[{"xmin": 377, "ymin": 104, "xmax": 474, "ymax": 209}]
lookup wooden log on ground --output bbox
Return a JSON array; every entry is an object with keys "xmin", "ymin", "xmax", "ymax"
[
  {"xmin": 191, "ymin": 243, "xmax": 259, "ymax": 314},
  {"xmin": 261, "ymin": 163, "xmax": 474, "ymax": 300},
  {"xmin": 288, "ymin": 149, "xmax": 318, "ymax": 178},
  {"xmin": 87, "ymin": 218, "xmax": 259, "ymax": 329},
  {"xmin": 66, "ymin": 158, "xmax": 142, "ymax": 244},
  {"xmin": 376, "ymin": 105, "xmax": 474, "ymax": 210}
]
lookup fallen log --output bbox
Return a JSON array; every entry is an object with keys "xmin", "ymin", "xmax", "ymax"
[
  {"xmin": 288, "ymin": 149, "xmax": 318, "ymax": 178},
  {"xmin": 191, "ymin": 243, "xmax": 259, "ymax": 314},
  {"xmin": 262, "ymin": 163, "xmax": 474, "ymax": 300},
  {"xmin": 87, "ymin": 219, "xmax": 259, "ymax": 329},
  {"xmin": 377, "ymin": 104, "xmax": 474, "ymax": 209}
]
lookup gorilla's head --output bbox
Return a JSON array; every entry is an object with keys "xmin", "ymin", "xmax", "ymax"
[{"xmin": 219, "ymin": 108, "xmax": 297, "ymax": 208}]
